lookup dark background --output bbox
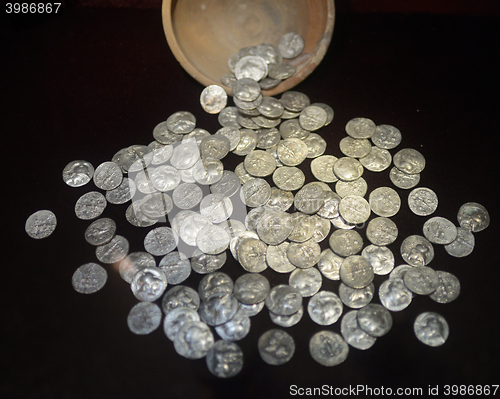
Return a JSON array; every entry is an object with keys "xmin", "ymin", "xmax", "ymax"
[{"xmin": 2, "ymin": 1, "xmax": 499, "ymax": 398}]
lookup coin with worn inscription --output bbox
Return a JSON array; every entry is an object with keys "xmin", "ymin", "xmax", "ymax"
[
  {"xmin": 93, "ymin": 161, "xmax": 123, "ymax": 190},
  {"xmin": 233, "ymin": 78, "xmax": 260, "ymax": 101},
  {"xmin": 362, "ymin": 245, "xmax": 394, "ymax": 275},
  {"xmin": 339, "ymin": 195, "xmax": 371, "ymax": 224},
  {"xmin": 237, "ymin": 237, "xmax": 268, "ymax": 273},
  {"xmin": 234, "ymin": 273, "xmax": 270, "ymax": 305},
  {"xmin": 96, "ymin": 235, "xmax": 129, "ymax": 264},
  {"xmin": 345, "ymin": 117, "xmax": 376, "ymax": 139},
  {"xmin": 153, "ymin": 121, "xmax": 183, "ymax": 145},
  {"xmin": 360, "ymin": 146, "xmax": 392, "ymax": 172},
  {"xmin": 106, "ymin": 178, "xmax": 136, "ymax": 204},
  {"xmin": 304, "ymin": 133, "xmax": 327, "ymax": 158},
  {"xmin": 317, "ymin": 191, "xmax": 341, "ymax": 219},
  {"xmin": 266, "ymin": 187, "xmax": 294, "ymax": 211},
  {"xmin": 339, "ymin": 255, "xmax": 374, "ymax": 289},
  {"xmin": 289, "ymin": 267, "xmax": 322, "ymax": 297},
  {"xmin": 150, "ymin": 165, "xmax": 181, "ymax": 192},
  {"xmin": 198, "ymin": 293, "xmax": 239, "ymax": 327},
  {"xmin": 74, "ymin": 192, "xmax": 107, "ymax": 220},
  {"xmin": 167, "ymin": 111, "xmax": 196, "ymax": 134},
  {"xmin": 423, "ymin": 216, "xmax": 457, "ymax": 244},
  {"xmin": 389, "ymin": 166, "xmax": 420, "ymax": 189},
  {"xmin": 329, "ymin": 229, "xmax": 363, "ymax": 257},
  {"xmin": 256, "ymin": 209, "xmax": 293, "ymax": 245},
  {"xmin": 393, "ymin": 148, "xmax": 425, "ymax": 174},
  {"xmin": 457, "ymin": 202, "xmax": 490, "ymax": 232},
  {"xmin": 265, "ymin": 284, "xmax": 302, "ymax": 316},
  {"xmin": 287, "ymin": 240, "xmax": 321, "ymax": 269},
  {"xmin": 149, "ymin": 141, "xmax": 173, "ymax": 165},
  {"xmin": 240, "ymin": 178, "xmax": 271, "ymax": 207},
  {"xmin": 200, "ymin": 194, "xmax": 233, "ymax": 224},
  {"xmin": 84, "ymin": 218, "xmax": 116, "ymax": 246},
  {"xmin": 174, "ymin": 321, "xmax": 214, "ymax": 359},
  {"xmin": 266, "ymin": 242, "xmax": 297, "ymax": 273},
  {"xmin": 401, "ymin": 235, "xmax": 434, "ymax": 266},
  {"xmin": 277, "ymin": 138, "xmax": 309, "ymax": 166},
  {"xmin": 215, "ymin": 308, "xmax": 251, "ymax": 341},
  {"xmin": 200, "ymin": 85, "xmax": 228, "ymax": 114},
  {"xmin": 299, "ymin": 106, "xmax": 327, "ymax": 131},
  {"xmin": 259, "ymin": 329, "xmax": 295, "ymax": 366},
  {"xmin": 272, "ymin": 166, "xmax": 305, "ymax": 191},
  {"xmin": 235, "ymin": 55, "xmax": 268, "ymax": 81},
  {"xmin": 131, "ymin": 266, "xmax": 167, "ymax": 302},
  {"xmin": 119, "ymin": 252, "xmax": 156, "ymax": 284},
  {"xmin": 366, "ymin": 217, "xmax": 398, "ymax": 246},
  {"xmin": 72, "ymin": 263, "xmax": 107, "ymax": 294},
  {"xmin": 159, "ymin": 251, "xmax": 191, "ymax": 285},
  {"xmin": 408, "ymin": 187, "xmax": 438, "ymax": 216},
  {"xmin": 403, "ymin": 265, "xmax": 439, "ymax": 295},
  {"xmin": 162, "ymin": 285, "xmax": 200, "ymax": 315},
  {"xmin": 269, "ymin": 305, "xmax": 303, "ymax": 328},
  {"xmin": 288, "ymin": 212, "xmax": 315, "ymax": 243},
  {"xmin": 317, "ymin": 249, "xmax": 343, "ymax": 281},
  {"xmin": 307, "ymin": 291, "xmax": 343, "ymax": 325},
  {"xmin": 25, "ymin": 210, "xmax": 57, "ymax": 239},
  {"xmin": 163, "ymin": 307, "xmax": 200, "ymax": 341},
  {"xmin": 371, "ymin": 124, "xmax": 402, "ymax": 149},
  {"xmin": 140, "ymin": 192, "xmax": 173, "ymax": 219},
  {"xmin": 239, "ymin": 301, "xmax": 265, "ymax": 318},
  {"xmin": 309, "ymin": 331, "xmax": 349, "ymax": 367},
  {"xmin": 338, "ymin": 283, "xmax": 374, "ymax": 309},
  {"xmin": 125, "ymin": 200, "xmax": 157, "ymax": 228},
  {"xmin": 63, "ymin": 160, "xmax": 94, "ymax": 187},
  {"xmin": 429, "ymin": 271, "xmax": 461, "ymax": 303},
  {"xmin": 341, "ymin": 310, "xmax": 376, "ymax": 350},
  {"xmin": 278, "ymin": 32, "xmax": 304, "ymax": 58},
  {"xmin": 127, "ymin": 302, "xmax": 162, "ymax": 335},
  {"xmin": 206, "ymin": 340, "xmax": 244, "ymax": 378},
  {"xmin": 172, "ymin": 183, "xmax": 203, "ymax": 209},
  {"xmin": 444, "ymin": 226, "xmax": 475, "ymax": 257},
  {"xmin": 244, "ymin": 150, "xmax": 277, "ymax": 177},
  {"xmin": 357, "ymin": 303, "xmax": 392, "ymax": 337},
  {"xmin": 197, "ymin": 224, "xmax": 230, "ymax": 255},
  {"xmin": 310, "ymin": 155, "xmax": 338, "ymax": 183},
  {"xmin": 144, "ymin": 226, "xmax": 178, "ymax": 256},
  {"xmin": 339, "ymin": 137, "xmax": 371, "ymax": 158},
  {"xmin": 280, "ymin": 118, "xmax": 310, "ymax": 140},
  {"xmin": 333, "ymin": 157, "xmax": 364, "ymax": 182},
  {"xmin": 379, "ymin": 278, "xmax": 412, "ymax": 311},
  {"xmin": 369, "ymin": 186, "xmax": 401, "ymax": 217},
  {"xmin": 414, "ymin": 312, "xmax": 449, "ymax": 347}
]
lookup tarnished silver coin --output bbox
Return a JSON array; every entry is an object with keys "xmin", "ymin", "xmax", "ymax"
[
  {"xmin": 390, "ymin": 264, "xmax": 413, "ymax": 280},
  {"xmin": 192, "ymin": 158, "xmax": 223, "ymax": 185},
  {"xmin": 338, "ymin": 283, "xmax": 374, "ymax": 309},
  {"xmin": 339, "ymin": 195, "xmax": 371, "ymax": 224},
  {"xmin": 345, "ymin": 117, "xmax": 376, "ymax": 139},
  {"xmin": 444, "ymin": 226, "xmax": 475, "ymax": 257},
  {"xmin": 457, "ymin": 202, "xmax": 490, "ymax": 232},
  {"xmin": 408, "ymin": 187, "xmax": 438, "ymax": 216},
  {"xmin": 234, "ymin": 273, "xmax": 270, "ymax": 305},
  {"xmin": 237, "ymin": 237, "xmax": 268, "ymax": 273},
  {"xmin": 403, "ymin": 265, "xmax": 439, "ymax": 295},
  {"xmin": 233, "ymin": 78, "xmax": 260, "ymax": 102},
  {"xmin": 259, "ymin": 329, "xmax": 295, "ymax": 365},
  {"xmin": 200, "ymin": 85, "xmax": 228, "ymax": 114},
  {"xmin": 159, "ymin": 251, "xmax": 191, "ymax": 285},
  {"xmin": 166, "ymin": 111, "xmax": 196, "ymax": 134},
  {"xmin": 310, "ymin": 102, "xmax": 334, "ymax": 125},
  {"xmin": 215, "ymin": 308, "xmax": 251, "ymax": 341},
  {"xmin": 329, "ymin": 229, "xmax": 363, "ymax": 257},
  {"xmin": 265, "ymin": 284, "xmax": 302, "ymax": 316},
  {"xmin": 372, "ymin": 124, "xmax": 402, "ymax": 149},
  {"xmin": 230, "ymin": 230, "xmax": 259, "ymax": 260},
  {"xmin": 272, "ymin": 166, "xmax": 305, "ymax": 191},
  {"xmin": 153, "ymin": 121, "xmax": 183, "ymax": 145},
  {"xmin": 198, "ymin": 272, "xmax": 233, "ymax": 301},
  {"xmin": 256, "ymin": 209, "xmax": 293, "ymax": 245},
  {"xmin": 277, "ymin": 138, "xmax": 308, "ymax": 166},
  {"xmin": 171, "ymin": 141, "xmax": 201, "ymax": 170},
  {"xmin": 379, "ymin": 278, "xmax": 412, "ymax": 311},
  {"xmin": 84, "ymin": 217, "xmax": 116, "ymax": 246},
  {"xmin": 307, "ymin": 291, "xmax": 343, "ymax": 326},
  {"xmin": 127, "ymin": 302, "xmax": 162, "ymax": 335},
  {"xmin": 393, "ymin": 148, "xmax": 426, "ymax": 175},
  {"xmin": 197, "ymin": 224, "xmax": 230, "ymax": 255},
  {"xmin": 279, "ymin": 118, "xmax": 310, "ymax": 140},
  {"xmin": 278, "ymin": 32, "xmax": 304, "ymax": 58},
  {"xmin": 149, "ymin": 141, "xmax": 174, "ymax": 165},
  {"xmin": 131, "ymin": 266, "xmax": 168, "ymax": 302},
  {"xmin": 369, "ymin": 186, "xmax": 401, "ymax": 217},
  {"xmin": 286, "ymin": 240, "xmax": 321, "ymax": 270},
  {"xmin": 259, "ymin": 77, "xmax": 281, "ymax": 90},
  {"xmin": 93, "ymin": 161, "xmax": 123, "ymax": 190},
  {"xmin": 310, "ymin": 215, "xmax": 331, "ymax": 243},
  {"xmin": 339, "ymin": 255, "xmax": 374, "ymax": 289},
  {"xmin": 256, "ymin": 127, "xmax": 281, "ymax": 149},
  {"xmin": 244, "ymin": 149, "xmax": 277, "ymax": 177},
  {"xmin": 235, "ymin": 162, "xmax": 254, "ymax": 184},
  {"xmin": 299, "ymin": 106, "xmax": 327, "ymax": 131},
  {"xmin": 190, "ymin": 249, "xmax": 226, "ymax": 274},
  {"xmin": 140, "ymin": 192, "xmax": 173, "ymax": 219},
  {"xmin": 162, "ymin": 285, "xmax": 200, "ymax": 315},
  {"xmin": 341, "ymin": 310, "xmax": 376, "ymax": 350},
  {"xmin": 389, "ymin": 166, "xmax": 420, "ymax": 189},
  {"xmin": 401, "ymin": 235, "xmax": 434, "ymax": 266},
  {"xmin": 25, "ymin": 210, "xmax": 57, "ymax": 239},
  {"xmin": 174, "ymin": 321, "xmax": 214, "ymax": 359},
  {"xmin": 134, "ymin": 168, "xmax": 157, "ymax": 195},
  {"xmin": 357, "ymin": 303, "xmax": 392, "ymax": 337},
  {"xmin": 359, "ymin": 146, "xmax": 392, "ymax": 172},
  {"xmin": 239, "ymin": 301, "xmax": 265, "ymax": 318},
  {"xmin": 304, "ymin": 133, "xmax": 327, "ymax": 158},
  {"xmin": 234, "ymin": 55, "xmax": 268, "ymax": 81},
  {"xmin": 210, "ymin": 170, "xmax": 241, "ymax": 198},
  {"xmin": 366, "ymin": 217, "xmax": 398, "ymax": 246},
  {"xmin": 333, "ymin": 157, "xmax": 364, "ymax": 182},
  {"xmin": 206, "ymin": 340, "xmax": 244, "ymax": 378},
  {"xmin": 317, "ymin": 191, "xmax": 341, "ymax": 219},
  {"xmin": 266, "ymin": 242, "xmax": 297, "ymax": 273},
  {"xmin": 72, "ymin": 263, "xmax": 107, "ymax": 294},
  {"xmin": 95, "ymin": 235, "xmax": 129, "ymax": 264},
  {"xmin": 309, "ymin": 331, "xmax": 349, "ymax": 367},
  {"xmin": 429, "ymin": 270, "xmax": 461, "ymax": 304},
  {"xmin": 423, "ymin": 216, "xmax": 457, "ymax": 244},
  {"xmin": 310, "ymin": 155, "xmax": 339, "ymax": 183},
  {"xmin": 339, "ymin": 137, "xmax": 372, "ymax": 158},
  {"xmin": 280, "ymin": 91, "xmax": 310, "ymax": 112},
  {"xmin": 144, "ymin": 226, "xmax": 178, "ymax": 256},
  {"xmin": 240, "ymin": 178, "xmax": 271, "ymax": 207},
  {"xmin": 257, "ymin": 96, "xmax": 285, "ymax": 118},
  {"xmin": 106, "ymin": 177, "xmax": 136, "ymax": 204},
  {"xmin": 62, "ymin": 160, "xmax": 94, "ymax": 187},
  {"xmin": 199, "ymin": 193, "xmax": 233, "ymax": 224},
  {"xmin": 268, "ymin": 63, "xmax": 296, "ymax": 80},
  {"xmin": 218, "ymin": 106, "xmax": 240, "ymax": 128},
  {"xmin": 289, "ymin": 267, "xmax": 322, "ymax": 297},
  {"xmin": 198, "ymin": 293, "xmax": 239, "ymax": 327},
  {"xmin": 335, "ymin": 178, "xmax": 368, "ymax": 198},
  {"xmin": 172, "ymin": 183, "xmax": 203, "ymax": 209},
  {"xmin": 256, "ymin": 42, "xmax": 282, "ymax": 65},
  {"xmin": 317, "ymin": 249, "xmax": 343, "ymax": 281},
  {"xmin": 118, "ymin": 251, "xmax": 156, "ymax": 284},
  {"xmin": 414, "ymin": 312, "xmax": 449, "ymax": 347},
  {"xmin": 269, "ymin": 305, "xmax": 303, "ymax": 328},
  {"xmin": 294, "ymin": 182, "xmax": 326, "ymax": 214},
  {"xmin": 200, "ymin": 135, "xmax": 230, "ymax": 161},
  {"xmin": 288, "ymin": 212, "xmax": 315, "ymax": 243},
  {"xmin": 125, "ymin": 200, "xmax": 157, "ymax": 228},
  {"xmin": 244, "ymin": 206, "xmax": 267, "ymax": 233},
  {"xmin": 179, "ymin": 213, "xmax": 212, "ymax": 246},
  {"xmin": 163, "ymin": 307, "xmax": 200, "ymax": 341},
  {"xmin": 215, "ymin": 126, "xmax": 241, "ymax": 151},
  {"xmin": 113, "ymin": 145, "xmax": 153, "ymax": 173},
  {"xmin": 75, "ymin": 191, "xmax": 107, "ymax": 220},
  {"xmin": 361, "ymin": 245, "xmax": 395, "ymax": 275},
  {"xmin": 266, "ymin": 187, "xmax": 294, "ymax": 211}
]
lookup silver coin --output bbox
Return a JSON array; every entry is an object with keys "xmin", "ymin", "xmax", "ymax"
[
  {"xmin": 75, "ymin": 191, "xmax": 107, "ymax": 220},
  {"xmin": 183, "ymin": 128, "xmax": 211, "ymax": 147},
  {"xmin": 403, "ymin": 265, "xmax": 439, "ymax": 295},
  {"xmin": 159, "ymin": 251, "xmax": 191, "ymax": 285},
  {"xmin": 244, "ymin": 206, "xmax": 267, "ymax": 233},
  {"xmin": 330, "ymin": 214, "xmax": 356, "ymax": 230},
  {"xmin": 299, "ymin": 106, "xmax": 328, "ymax": 131},
  {"xmin": 140, "ymin": 192, "xmax": 173, "ymax": 219},
  {"xmin": 200, "ymin": 193, "xmax": 233, "ymax": 224},
  {"xmin": 288, "ymin": 212, "xmax": 316, "ymax": 243},
  {"xmin": 162, "ymin": 285, "xmax": 200, "ymax": 315},
  {"xmin": 257, "ymin": 96, "xmax": 285, "ymax": 118},
  {"xmin": 215, "ymin": 308, "xmax": 251, "ymax": 341},
  {"xmin": 307, "ymin": 291, "xmax": 343, "ymax": 326},
  {"xmin": 166, "ymin": 111, "xmax": 196, "ymax": 134},
  {"xmin": 393, "ymin": 148, "xmax": 426, "ymax": 174},
  {"xmin": 227, "ymin": 52, "xmax": 241, "ymax": 73},
  {"xmin": 457, "ymin": 202, "xmax": 490, "ymax": 232},
  {"xmin": 339, "ymin": 255, "xmax": 374, "ymax": 289},
  {"xmin": 200, "ymin": 135, "xmax": 230, "ymax": 161},
  {"xmin": 266, "ymin": 187, "xmax": 294, "ymax": 211},
  {"xmin": 317, "ymin": 191, "xmax": 341, "ymax": 219},
  {"xmin": 369, "ymin": 186, "xmax": 401, "ymax": 217},
  {"xmin": 256, "ymin": 42, "xmax": 282, "ymax": 65},
  {"xmin": 235, "ymin": 97, "xmax": 262, "ymax": 115},
  {"xmin": 95, "ymin": 235, "xmax": 129, "ymax": 264},
  {"xmin": 289, "ymin": 267, "xmax": 322, "ymax": 297},
  {"xmin": 179, "ymin": 213, "xmax": 212, "ymax": 246},
  {"xmin": 335, "ymin": 178, "xmax": 367, "ymax": 198},
  {"xmin": 339, "ymin": 195, "xmax": 371, "ymax": 224},
  {"xmin": 345, "ymin": 117, "xmax": 376, "ymax": 139},
  {"xmin": 444, "ymin": 226, "xmax": 475, "ymax": 257},
  {"xmin": 240, "ymin": 178, "xmax": 271, "ymax": 207},
  {"xmin": 218, "ymin": 106, "xmax": 240, "ymax": 128},
  {"xmin": 210, "ymin": 170, "xmax": 241, "ymax": 198},
  {"xmin": 340, "ymin": 310, "xmax": 376, "ymax": 350},
  {"xmin": 272, "ymin": 166, "xmax": 305, "ymax": 191},
  {"xmin": 265, "ymin": 284, "xmax": 302, "ymax": 316},
  {"xmin": 294, "ymin": 182, "xmax": 326, "ymax": 214},
  {"xmin": 171, "ymin": 141, "xmax": 201, "ymax": 169},
  {"xmin": 269, "ymin": 305, "xmax": 304, "ymax": 328},
  {"xmin": 234, "ymin": 273, "xmax": 270, "ymax": 305},
  {"xmin": 379, "ymin": 278, "xmax": 412, "ymax": 311},
  {"xmin": 174, "ymin": 321, "xmax": 214, "ymax": 359},
  {"xmin": 371, "ymin": 124, "xmax": 402, "ymax": 149},
  {"xmin": 199, "ymin": 293, "xmax": 239, "ymax": 327},
  {"xmin": 413, "ymin": 312, "xmax": 449, "ymax": 347},
  {"xmin": 401, "ymin": 235, "xmax": 434, "ymax": 266},
  {"xmin": 153, "ymin": 121, "xmax": 183, "ymax": 145},
  {"xmin": 134, "ymin": 168, "xmax": 157, "ymax": 195},
  {"xmin": 278, "ymin": 32, "xmax": 304, "ymax": 58},
  {"xmin": 172, "ymin": 183, "xmax": 203, "ymax": 209},
  {"xmin": 266, "ymin": 242, "xmax": 297, "ymax": 273},
  {"xmin": 151, "ymin": 165, "xmax": 181, "ymax": 192},
  {"xmin": 206, "ymin": 340, "xmax": 244, "ymax": 378},
  {"xmin": 197, "ymin": 224, "xmax": 230, "ymax": 255},
  {"xmin": 423, "ymin": 216, "xmax": 457, "ymax": 244},
  {"xmin": 144, "ymin": 226, "xmax": 178, "ymax": 256},
  {"xmin": 311, "ymin": 102, "xmax": 334, "ymax": 125},
  {"xmin": 230, "ymin": 231, "xmax": 259, "ymax": 260},
  {"xmin": 339, "ymin": 137, "xmax": 372, "ymax": 158},
  {"xmin": 256, "ymin": 209, "xmax": 293, "ymax": 245},
  {"xmin": 258, "ymin": 329, "xmax": 295, "ymax": 365},
  {"xmin": 256, "ymin": 127, "xmax": 281, "ymax": 149},
  {"xmin": 253, "ymin": 114, "xmax": 281, "ymax": 129},
  {"xmin": 279, "ymin": 118, "xmax": 310, "ymax": 140},
  {"xmin": 317, "ymin": 249, "xmax": 343, "ymax": 281},
  {"xmin": 338, "ymin": 283, "xmax": 374, "ymax": 309},
  {"xmin": 356, "ymin": 303, "xmax": 392, "ymax": 337},
  {"xmin": 244, "ymin": 149, "xmax": 277, "ymax": 177},
  {"xmin": 304, "ymin": 133, "xmax": 327, "ymax": 158},
  {"xmin": 106, "ymin": 177, "xmax": 136, "ymax": 204},
  {"xmin": 268, "ymin": 63, "xmax": 296, "ymax": 80},
  {"xmin": 72, "ymin": 263, "xmax": 107, "ymax": 294},
  {"xmin": 215, "ymin": 126, "xmax": 241, "ymax": 151},
  {"xmin": 389, "ymin": 166, "xmax": 420, "ymax": 189},
  {"xmin": 127, "ymin": 302, "xmax": 162, "ymax": 335},
  {"xmin": 259, "ymin": 76, "xmax": 281, "ymax": 90},
  {"xmin": 190, "ymin": 249, "xmax": 226, "ymax": 274},
  {"xmin": 309, "ymin": 331, "xmax": 349, "ymax": 367},
  {"xmin": 280, "ymin": 91, "xmax": 310, "ymax": 112},
  {"xmin": 329, "ymin": 229, "xmax": 363, "ymax": 257},
  {"xmin": 361, "ymin": 245, "xmax": 395, "ymax": 275},
  {"xmin": 333, "ymin": 157, "xmax": 364, "ymax": 182},
  {"xmin": 310, "ymin": 215, "xmax": 331, "ymax": 243},
  {"xmin": 125, "ymin": 200, "xmax": 157, "ymax": 228},
  {"xmin": 237, "ymin": 237, "xmax": 267, "ymax": 273},
  {"xmin": 359, "ymin": 146, "xmax": 392, "ymax": 172},
  {"xmin": 200, "ymin": 85, "xmax": 227, "ymax": 114},
  {"xmin": 233, "ymin": 78, "xmax": 261, "ymax": 102},
  {"xmin": 429, "ymin": 270, "xmax": 461, "ymax": 304},
  {"xmin": 171, "ymin": 209, "xmax": 196, "ymax": 234},
  {"xmin": 62, "ymin": 160, "xmax": 94, "ymax": 187},
  {"xmin": 310, "ymin": 155, "xmax": 339, "ymax": 183},
  {"xmin": 131, "ymin": 266, "xmax": 167, "ymax": 302},
  {"xmin": 113, "ymin": 145, "xmax": 153, "ymax": 173},
  {"xmin": 163, "ymin": 307, "xmax": 200, "ymax": 341},
  {"xmin": 235, "ymin": 161, "xmax": 254, "ymax": 184},
  {"xmin": 198, "ymin": 272, "xmax": 233, "ymax": 301},
  {"xmin": 239, "ymin": 301, "xmax": 266, "ymax": 318},
  {"xmin": 277, "ymin": 138, "xmax": 309, "ymax": 166},
  {"xmin": 366, "ymin": 217, "xmax": 398, "ymax": 246},
  {"xmin": 93, "ymin": 161, "xmax": 123, "ymax": 190},
  {"xmin": 149, "ymin": 141, "xmax": 174, "ymax": 165},
  {"xmin": 286, "ymin": 240, "xmax": 321, "ymax": 269},
  {"xmin": 234, "ymin": 55, "xmax": 268, "ymax": 81},
  {"xmin": 118, "ymin": 251, "xmax": 156, "ymax": 284},
  {"xmin": 408, "ymin": 187, "xmax": 438, "ymax": 216},
  {"xmin": 84, "ymin": 217, "xmax": 116, "ymax": 246},
  {"xmin": 25, "ymin": 210, "xmax": 57, "ymax": 239},
  {"xmin": 390, "ymin": 264, "xmax": 413, "ymax": 280}
]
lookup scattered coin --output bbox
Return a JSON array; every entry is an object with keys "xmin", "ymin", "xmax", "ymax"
[
  {"xmin": 25, "ymin": 210, "xmax": 57, "ymax": 239},
  {"xmin": 72, "ymin": 263, "xmax": 107, "ymax": 294},
  {"xmin": 309, "ymin": 331, "xmax": 349, "ymax": 366},
  {"xmin": 457, "ymin": 202, "xmax": 490, "ymax": 232},
  {"xmin": 200, "ymin": 85, "xmax": 228, "ymax": 114},
  {"xmin": 127, "ymin": 302, "xmax": 162, "ymax": 335},
  {"xmin": 62, "ymin": 160, "xmax": 94, "ymax": 187},
  {"xmin": 413, "ymin": 312, "xmax": 449, "ymax": 347}
]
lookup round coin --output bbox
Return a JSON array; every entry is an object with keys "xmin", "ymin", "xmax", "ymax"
[
  {"xmin": 72, "ymin": 263, "xmax": 107, "ymax": 294},
  {"xmin": 413, "ymin": 312, "xmax": 449, "ymax": 347},
  {"xmin": 25, "ymin": 210, "xmax": 57, "ymax": 239},
  {"xmin": 258, "ymin": 329, "xmax": 295, "ymax": 365},
  {"xmin": 62, "ymin": 160, "xmax": 94, "ymax": 187},
  {"xmin": 309, "ymin": 331, "xmax": 349, "ymax": 366}
]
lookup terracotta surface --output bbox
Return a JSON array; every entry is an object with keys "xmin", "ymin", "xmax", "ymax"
[{"xmin": 162, "ymin": 0, "xmax": 335, "ymax": 96}]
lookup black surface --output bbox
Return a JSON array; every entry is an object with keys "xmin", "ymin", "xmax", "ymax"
[{"xmin": 2, "ymin": 7, "xmax": 500, "ymax": 399}]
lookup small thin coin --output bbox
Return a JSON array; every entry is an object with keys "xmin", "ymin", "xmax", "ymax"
[
  {"xmin": 259, "ymin": 329, "xmax": 295, "ymax": 365},
  {"xmin": 206, "ymin": 341, "xmax": 244, "ymax": 378},
  {"xmin": 62, "ymin": 160, "xmax": 94, "ymax": 187},
  {"xmin": 408, "ymin": 187, "xmax": 438, "ymax": 216},
  {"xmin": 345, "ymin": 117, "xmax": 376, "ymax": 139},
  {"xmin": 93, "ymin": 161, "xmax": 123, "ymax": 190},
  {"xmin": 429, "ymin": 270, "xmax": 461, "ymax": 304},
  {"xmin": 72, "ymin": 263, "xmax": 107, "ymax": 294},
  {"xmin": 339, "ymin": 255, "xmax": 374, "ymax": 289},
  {"xmin": 84, "ymin": 218, "xmax": 116, "ymax": 246},
  {"xmin": 127, "ymin": 302, "xmax": 162, "ymax": 335},
  {"xmin": 310, "ymin": 155, "xmax": 339, "ymax": 183},
  {"xmin": 403, "ymin": 265, "xmax": 440, "ymax": 295},
  {"xmin": 144, "ymin": 226, "xmax": 178, "ymax": 256},
  {"xmin": 457, "ymin": 202, "xmax": 490, "ymax": 232},
  {"xmin": 309, "ymin": 331, "xmax": 349, "ymax": 366},
  {"xmin": 307, "ymin": 291, "xmax": 343, "ymax": 326},
  {"xmin": 444, "ymin": 226, "xmax": 475, "ymax": 257},
  {"xmin": 379, "ymin": 278, "xmax": 412, "ymax": 311},
  {"xmin": 371, "ymin": 124, "xmax": 402, "ymax": 149},
  {"xmin": 95, "ymin": 235, "xmax": 129, "ymax": 264},
  {"xmin": 339, "ymin": 195, "xmax": 371, "ymax": 224},
  {"xmin": 414, "ymin": 312, "xmax": 449, "ymax": 347},
  {"xmin": 423, "ymin": 216, "xmax": 457, "ymax": 245},
  {"xmin": 278, "ymin": 32, "xmax": 304, "ymax": 58},
  {"xmin": 369, "ymin": 187, "xmax": 401, "ymax": 217},
  {"xmin": 341, "ymin": 310, "xmax": 376, "ymax": 350},
  {"xmin": 356, "ymin": 304, "xmax": 392, "ymax": 337},
  {"xmin": 200, "ymin": 85, "xmax": 228, "ymax": 114},
  {"xmin": 131, "ymin": 267, "xmax": 168, "ymax": 302},
  {"xmin": 393, "ymin": 148, "xmax": 426, "ymax": 175},
  {"xmin": 25, "ymin": 210, "xmax": 57, "ymax": 239},
  {"xmin": 75, "ymin": 192, "xmax": 107, "ymax": 220},
  {"xmin": 338, "ymin": 283, "xmax": 374, "ymax": 309},
  {"xmin": 289, "ymin": 267, "xmax": 322, "ymax": 297},
  {"xmin": 389, "ymin": 166, "xmax": 420, "ymax": 189},
  {"xmin": 401, "ymin": 235, "xmax": 434, "ymax": 267}
]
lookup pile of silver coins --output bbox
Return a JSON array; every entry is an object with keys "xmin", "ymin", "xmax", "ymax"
[{"xmin": 26, "ymin": 49, "xmax": 490, "ymax": 377}]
